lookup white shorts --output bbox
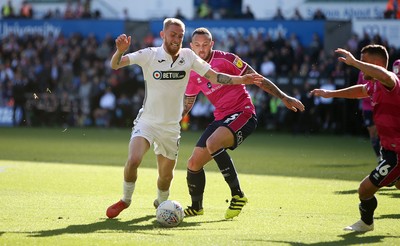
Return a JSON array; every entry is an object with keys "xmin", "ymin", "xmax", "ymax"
[{"xmin": 131, "ymin": 120, "xmax": 181, "ymax": 160}]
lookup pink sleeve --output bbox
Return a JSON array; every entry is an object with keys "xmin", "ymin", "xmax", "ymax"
[{"xmin": 185, "ymin": 72, "xmax": 201, "ymax": 96}]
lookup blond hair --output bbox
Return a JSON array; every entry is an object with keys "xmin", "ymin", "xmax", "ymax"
[{"xmin": 163, "ymin": 18, "xmax": 185, "ymax": 31}]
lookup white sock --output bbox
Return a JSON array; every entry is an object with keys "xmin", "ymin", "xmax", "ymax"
[
  {"xmin": 157, "ymin": 189, "xmax": 169, "ymax": 203},
  {"xmin": 122, "ymin": 181, "xmax": 135, "ymax": 205}
]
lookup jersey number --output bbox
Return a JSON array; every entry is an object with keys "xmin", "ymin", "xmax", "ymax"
[{"xmin": 224, "ymin": 113, "xmax": 239, "ymax": 124}]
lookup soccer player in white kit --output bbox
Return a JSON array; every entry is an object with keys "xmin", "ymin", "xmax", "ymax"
[{"xmin": 106, "ymin": 18, "xmax": 262, "ymax": 219}]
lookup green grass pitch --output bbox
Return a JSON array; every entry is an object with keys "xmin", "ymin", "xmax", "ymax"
[{"xmin": 0, "ymin": 127, "xmax": 399, "ymax": 245}]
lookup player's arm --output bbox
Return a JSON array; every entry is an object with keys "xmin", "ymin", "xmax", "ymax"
[
  {"xmin": 354, "ymin": 61, "xmax": 396, "ymax": 89},
  {"xmin": 110, "ymin": 34, "xmax": 131, "ymax": 70},
  {"xmin": 182, "ymin": 95, "xmax": 197, "ymax": 117},
  {"xmin": 203, "ymin": 68, "xmax": 262, "ymax": 85},
  {"xmin": 244, "ymin": 66, "xmax": 305, "ymax": 112},
  {"xmin": 335, "ymin": 48, "xmax": 396, "ymax": 89},
  {"xmin": 310, "ymin": 84, "xmax": 367, "ymax": 99}
]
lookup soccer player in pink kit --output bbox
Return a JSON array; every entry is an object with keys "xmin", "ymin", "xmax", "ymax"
[
  {"xmin": 310, "ymin": 45, "xmax": 400, "ymax": 232},
  {"xmin": 183, "ymin": 27, "xmax": 305, "ymax": 219},
  {"xmin": 357, "ymin": 71, "xmax": 381, "ymax": 162}
]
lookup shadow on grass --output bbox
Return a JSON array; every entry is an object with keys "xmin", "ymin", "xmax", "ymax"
[
  {"xmin": 376, "ymin": 213, "xmax": 400, "ymax": 220},
  {"xmin": 26, "ymin": 216, "xmax": 227, "ymax": 237},
  {"xmin": 334, "ymin": 187, "xmax": 398, "ymax": 196},
  {"xmin": 246, "ymin": 231, "xmax": 399, "ymax": 245},
  {"xmin": 312, "ymin": 163, "xmax": 371, "ymax": 168}
]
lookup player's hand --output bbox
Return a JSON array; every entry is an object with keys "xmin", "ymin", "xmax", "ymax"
[
  {"xmin": 282, "ymin": 96, "xmax": 305, "ymax": 112},
  {"xmin": 309, "ymin": 89, "xmax": 331, "ymax": 98},
  {"xmin": 335, "ymin": 48, "xmax": 356, "ymax": 66},
  {"xmin": 115, "ymin": 34, "xmax": 131, "ymax": 53},
  {"xmin": 241, "ymin": 73, "xmax": 263, "ymax": 85}
]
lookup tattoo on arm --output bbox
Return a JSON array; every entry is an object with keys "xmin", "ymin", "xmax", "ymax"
[
  {"xmin": 244, "ymin": 66, "xmax": 256, "ymax": 75},
  {"xmin": 217, "ymin": 74, "xmax": 233, "ymax": 84},
  {"xmin": 182, "ymin": 96, "xmax": 196, "ymax": 116},
  {"xmin": 259, "ymin": 78, "xmax": 285, "ymax": 99}
]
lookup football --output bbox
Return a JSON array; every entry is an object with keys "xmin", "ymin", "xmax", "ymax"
[{"xmin": 156, "ymin": 200, "xmax": 184, "ymax": 227}]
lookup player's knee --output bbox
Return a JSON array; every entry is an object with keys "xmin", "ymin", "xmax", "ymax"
[
  {"xmin": 188, "ymin": 157, "xmax": 204, "ymax": 171},
  {"xmin": 205, "ymin": 137, "xmax": 221, "ymax": 153},
  {"xmin": 126, "ymin": 156, "xmax": 142, "ymax": 169},
  {"xmin": 358, "ymin": 184, "xmax": 375, "ymax": 200}
]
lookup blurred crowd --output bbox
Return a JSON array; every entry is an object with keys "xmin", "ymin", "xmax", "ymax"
[
  {"xmin": 1, "ymin": 0, "xmax": 400, "ymax": 132},
  {"xmin": 1, "ymin": 0, "xmax": 101, "ymax": 20},
  {"xmin": 1, "ymin": 26, "xmax": 399, "ymax": 133}
]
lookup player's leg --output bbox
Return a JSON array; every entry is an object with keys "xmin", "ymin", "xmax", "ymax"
[
  {"xmin": 152, "ymin": 126, "xmax": 180, "ymax": 208},
  {"xmin": 185, "ymin": 146, "xmax": 212, "ymax": 215},
  {"xmin": 345, "ymin": 149, "xmax": 399, "ymax": 231},
  {"xmin": 106, "ymin": 136, "xmax": 150, "ymax": 218},
  {"xmin": 207, "ymin": 126, "xmax": 240, "ymax": 195},
  {"xmin": 207, "ymin": 112, "xmax": 257, "ymax": 219},
  {"xmin": 154, "ymin": 154, "xmax": 177, "ymax": 207},
  {"xmin": 344, "ymin": 176, "xmax": 378, "ymax": 232}
]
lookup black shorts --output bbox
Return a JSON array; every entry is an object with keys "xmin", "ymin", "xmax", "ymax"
[
  {"xmin": 369, "ymin": 148, "xmax": 400, "ymax": 187},
  {"xmin": 196, "ymin": 111, "xmax": 257, "ymax": 150},
  {"xmin": 362, "ymin": 110, "xmax": 374, "ymax": 127}
]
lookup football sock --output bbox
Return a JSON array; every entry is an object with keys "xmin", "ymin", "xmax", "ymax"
[
  {"xmin": 371, "ymin": 137, "xmax": 381, "ymax": 158},
  {"xmin": 187, "ymin": 168, "xmax": 205, "ymax": 210},
  {"xmin": 211, "ymin": 148, "xmax": 243, "ymax": 197},
  {"xmin": 122, "ymin": 181, "xmax": 135, "ymax": 205},
  {"xmin": 359, "ymin": 196, "xmax": 377, "ymax": 225},
  {"xmin": 157, "ymin": 189, "xmax": 169, "ymax": 203}
]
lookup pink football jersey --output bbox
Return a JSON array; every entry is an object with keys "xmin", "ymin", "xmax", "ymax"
[
  {"xmin": 365, "ymin": 77, "xmax": 400, "ymax": 152},
  {"xmin": 186, "ymin": 50, "xmax": 255, "ymax": 120}
]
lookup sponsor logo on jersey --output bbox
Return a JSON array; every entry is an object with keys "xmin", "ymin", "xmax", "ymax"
[
  {"xmin": 153, "ymin": 71, "xmax": 186, "ymax": 80},
  {"xmin": 207, "ymin": 82, "xmax": 212, "ymax": 89},
  {"xmin": 178, "ymin": 57, "xmax": 185, "ymax": 65},
  {"xmin": 233, "ymin": 57, "xmax": 243, "ymax": 69}
]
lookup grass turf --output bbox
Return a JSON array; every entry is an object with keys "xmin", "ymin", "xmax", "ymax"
[{"xmin": 0, "ymin": 127, "xmax": 399, "ymax": 245}]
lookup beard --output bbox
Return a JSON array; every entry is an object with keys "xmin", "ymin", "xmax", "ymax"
[{"xmin": 164, "ymin": 42, "xmax": 181, "ymax": 57}]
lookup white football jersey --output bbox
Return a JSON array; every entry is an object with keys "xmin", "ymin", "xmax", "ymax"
[{"xmin": 127, "ymin": 46, "xmax": 211, "ymax": 125}]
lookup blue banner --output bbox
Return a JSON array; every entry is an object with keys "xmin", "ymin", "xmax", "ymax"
[
  {"xmin": 150, "ymin": 20, "xmax": 325, "ymax": 46},
  {"xmin": 0, "ymin": 19, "xmax": 124, "ymax": 40}
]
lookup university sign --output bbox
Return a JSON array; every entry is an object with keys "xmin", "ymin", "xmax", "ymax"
[{"xmin": 0, "ymin": 19, "xmax": 124, "ymax": 40}]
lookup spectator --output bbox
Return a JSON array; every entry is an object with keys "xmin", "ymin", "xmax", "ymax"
[
  {"xmin": 260, "ymin": 54, "xmax": 276, "ymax": 77},
  {"xmin": 197, "ymin": 0, "xmax": 212, "ymax": 19},
  {"xmin": 313, "ymin": 9, "xmax": 326, "ymax": 20},
  {"xmin": 291, "ymin": 7, "xmax": 303, "ymax": 20},
  {"xmin": 78, "ymin": 73, "xmax": 92, "ymax": 126},
  {"xmin": 64, "ymin": 1, "xmax": 74, "ymax": 19},
  {"xmin": 93, "ymin": 86, "xmax": 116, "ymax": 127},
  {"xmin": 242, "ymin": 5, "xmax": 255, "ymax": 19},
  {"xmin": 315, "ymin": 79, "xmax": 336, "ymax": 130},
  {"xmin": 1, "ymin": 0, "xmax": 15, "ymax": 19},
  {"xmin": 384, "ymin": 0, "xmax": 400, "ymax": 19},
  {"xmin": 19, "ymin": 1, "xmax": 33, "ymax": 18},
  {"xmin": 12, "ymin": 68, "xmax": 27, "ymax": 126},
  {"xmin": 346, "ymin": 33, "xmax": 359, "ymax": 54},
  {"xmin": 272, "ymin": 7, "xmax": 285, "ymax": 20},
  {"xmin": 120, "ymin": 7, "xmax": 129, "ymax": 21},
  {"xmin": 174, "ymin": 8, "xmax": 186, "ymax": 20}
]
